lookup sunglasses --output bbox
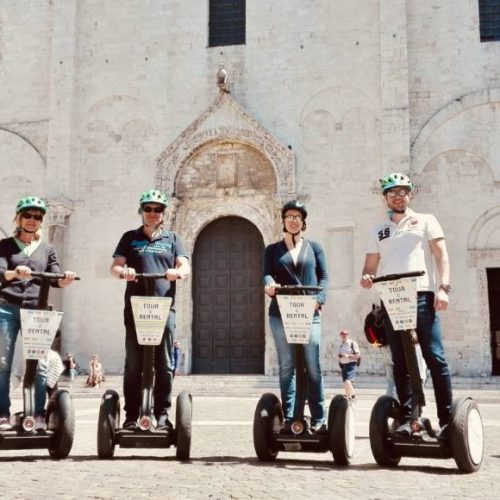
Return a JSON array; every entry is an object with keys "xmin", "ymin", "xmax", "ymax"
[
  {"xmin": 21, "ymin": 213, "xmax": 43, "ymax": 221},
  {"xmin": 143, "ymin": 206, "xmax": 164, "ymax": 214}
]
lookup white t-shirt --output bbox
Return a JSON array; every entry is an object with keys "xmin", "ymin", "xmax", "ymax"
[
  {"xmin": 339, "ymin": 340, "xmax": 360, "ymax": 365},
  {"xmin": 365, "ymin": 208, "xmax": 444, "ymax": 292}
]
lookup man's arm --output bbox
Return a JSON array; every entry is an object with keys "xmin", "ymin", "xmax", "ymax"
[
  {"xmin": 360, "ymin": 253, "xmax": 380, "ymax": 289},
  {"xmin": 430, "ymin": 237, "xmax": 450, "ymax": 310}
]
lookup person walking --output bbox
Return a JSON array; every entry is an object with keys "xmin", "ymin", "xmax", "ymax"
[
  {"xmin": 263, "ymin": 200, "xmax": 329, "ymax": 433},
  {"xmin": 110, "ymin": 189, "xmax": 190, "ymax": 431},
  {"xmin": 338, "ymin": 329, "xmax": 360, "ymax": 400},
  {"xmin": 0, "ymin": 196, "xmax": 76, "ymax": 431},
  {"xmin": 360, "ymin": 172, "xmax": 453, "ymax": 437}
]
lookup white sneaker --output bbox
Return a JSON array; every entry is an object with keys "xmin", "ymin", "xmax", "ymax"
[
  {"xmin": 35, "ymin": 415, "xmax": 47, "ymax": 431},
  {"xmin": 395, "ymin": 421, "xmax": 411, "ymax": 436},
  {"xmin": 0, "ymin": 416, "xmax": 13, "ymax": 431}
]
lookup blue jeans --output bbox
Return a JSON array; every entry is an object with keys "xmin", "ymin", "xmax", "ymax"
[
  {"xmin": 385, "ymin": 292, "xmax": 452, "ymax": 427},
  {"xmin": 0, "ymin": 304, "xmax": 48, "ymax": 417},
  {"xmin": 123, "ymin": 311, "xmax": 175, "ymax": 421},
  {"xmin": 270, "ymin": 313, "xmax": 325, "ymax": 425}
]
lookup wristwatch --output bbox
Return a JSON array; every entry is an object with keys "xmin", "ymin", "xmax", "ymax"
[{"xmin": 439, "ymin": 284, "xmax": 451, "ymax": 294}]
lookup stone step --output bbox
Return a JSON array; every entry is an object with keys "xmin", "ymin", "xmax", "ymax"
[{"xmin": 10, "ymin": 374, "xmax": 500, "ymax": 399}]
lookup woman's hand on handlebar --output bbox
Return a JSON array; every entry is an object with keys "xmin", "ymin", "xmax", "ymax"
[
  {"xmin": 58, "ymin": 271, "xmax": 76, "ymax": 287},
  {"xmin": 360, "ymin": 274, "xmax": 374, "ymax": 289},
  {"xmin": 264, "ymin": 283, "xmax": 278, "ymax": 297},
  {"xmin": 14, "ymin": 265, "xmax": 32, "ymax": 280}
]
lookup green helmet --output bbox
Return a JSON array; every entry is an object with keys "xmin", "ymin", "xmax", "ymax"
[
  {"xmin": 15, "ymin": 196, "xmax": 47, "ymax": 214},
  {"xmin": 379, "ymin": 173, "xmax": 414, "ymax": 193},
  {"xmin": 139, "ymin": 189, "xmax": 168, "ymax": 208}
]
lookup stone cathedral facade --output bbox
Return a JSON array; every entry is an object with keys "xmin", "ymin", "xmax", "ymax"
[{"xmin": 1, "ymin": 1, "xmax": 499, "ymax": 376}]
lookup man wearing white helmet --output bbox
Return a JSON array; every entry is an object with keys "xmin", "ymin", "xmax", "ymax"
[{"xmin": 360, "ymin": 173, "xmax": 452, "ymax": 437}]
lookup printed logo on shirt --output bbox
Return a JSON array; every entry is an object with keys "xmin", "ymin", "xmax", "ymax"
[
  {"xmin": 131, "ymin": 239, "xmax": 173, "ymax": 255},
  {"xmin": 378, "ymin": 227, "xmax": 391, "ymax": 241}
]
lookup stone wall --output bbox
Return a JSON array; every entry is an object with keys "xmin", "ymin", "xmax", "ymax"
[{"xmin": 0, "ymin": 1, "xmax": 499, "ymax": 376}]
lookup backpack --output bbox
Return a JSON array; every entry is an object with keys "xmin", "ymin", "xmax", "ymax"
[
  {"xmin": 352, "ymin": 340, "xmax": 361, "ymax": 367},
  {"xmin": 364, "ymin": 303, "xmax": 388, "ymax": 347}
]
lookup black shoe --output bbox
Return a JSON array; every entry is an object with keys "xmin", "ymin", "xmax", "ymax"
[
  {"xmin": 280, "ymin": 421, "xmax": 293, "ymax": 434},
  {"xmin": 437, "ymin": 424, "xmax": 449, "ymax": 440},
  {"xmin": 157, "ymin": 414, "xmax": 173, "ymax": 430},
  {"xmin": 123, "ymin": 420, "xmax": 138, "ymax": 431}
]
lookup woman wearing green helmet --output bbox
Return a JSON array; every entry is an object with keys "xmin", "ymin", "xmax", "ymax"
[
  {"xmin": 0, "ymin": 197, "xmax": 76, "ymax": 432},
  {"xmin": 110, "ymin": 189, "xmax": 191, "ymax": 431}
]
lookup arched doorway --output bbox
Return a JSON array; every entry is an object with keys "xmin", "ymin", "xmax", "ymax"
[{"xmin": 192, "ymin": 216, "xmax": 265, "ymax": 374}]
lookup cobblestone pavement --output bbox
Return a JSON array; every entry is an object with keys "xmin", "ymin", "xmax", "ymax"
[{"xmin": 1, "ymin": 380, "xmax": 499, "ymax": 499}]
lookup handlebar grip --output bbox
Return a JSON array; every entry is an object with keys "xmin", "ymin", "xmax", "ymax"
[
  {"xmin": 30, "ymin": 272, "xmax": 81, "ymax": 280},
  {"xmin": 372, "ymin": 271, "xmax": 425, "ymax": 284},
  {"xmin": 134, "ymin": 273, "xmax": 168, "ymax": 279}
]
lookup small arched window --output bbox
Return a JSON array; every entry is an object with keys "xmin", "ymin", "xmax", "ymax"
[{"xmin": 208, "ymin": 0, "xmax": 246, "ymax": 47}]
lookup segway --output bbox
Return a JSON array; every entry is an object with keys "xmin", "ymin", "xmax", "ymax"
[
  {"xmin": 0, "ymin": 271, "xmax": 79, "ymax": 459},
  {"xmin": 253, "ymin": 285, "xmax": 354, "ymax": 465},
  {"xmin": 97, "ymin": 273, "xmax": 192, "ymax": 460},
  {"xmin": 369, "ymin": 271, "xmax": 484, "ymax": 473}
]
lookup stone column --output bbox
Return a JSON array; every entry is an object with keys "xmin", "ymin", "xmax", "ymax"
[
  {"xmin": 379, "ymin": 0, "xmax": 410, "ymax": 174},
  {"xmin": 45, "ymin": 0, "xmax": 78, "ymax": 197}
]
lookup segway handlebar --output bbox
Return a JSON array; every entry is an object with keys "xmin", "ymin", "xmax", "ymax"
[
  {"xmin": 134, "ymin": 273, "xmax": 174, "ymax": 279},
  {"xmin": 371, "ymin": 271, "xmax": 425, "ymax": 284},
  {"xmin": 274, "ymin": 285, "xmax": 323, "ymax": 295},
  {"xmin": 30, "ymin": 271, "xmax": 81, "ymax": 280}
]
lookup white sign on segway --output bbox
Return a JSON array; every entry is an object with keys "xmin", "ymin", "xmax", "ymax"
[
  {"xmin": 374, "ymin": 277, "xmax": 418, "ymax": 331},
  {"xmin": 20, "ymin": 309, "xmax": 64, "ymax": 360},
  {"xmin": 276, "ymin": 295, "xmax": 317, "ymax": 344},
  {"xmin": 131, "ymin": 296, "xmax": 172, "ymax": 345}
]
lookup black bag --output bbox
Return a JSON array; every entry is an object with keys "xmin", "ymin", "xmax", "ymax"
[{"xmin": 364, "ymin": 304, "xmax": 387, "ymax": 346}]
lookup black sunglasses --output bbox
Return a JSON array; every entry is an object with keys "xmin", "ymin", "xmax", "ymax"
[
  {"xmin": 143, "ymin": 206, "xmax": 164, "ymax": 214},
  {"xmin": 21, "ymin": 213, "xmax": 44, "ymax": 221}
]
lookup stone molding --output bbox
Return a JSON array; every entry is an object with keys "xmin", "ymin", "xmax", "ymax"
[{"xmin": 156, "ymin": 92, "xmax": 295, "ymax": 197}]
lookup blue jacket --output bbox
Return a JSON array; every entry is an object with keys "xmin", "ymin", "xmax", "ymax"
[{"xmin": 263, "ymin": 239, "xmax": 329, "ymax": 317}]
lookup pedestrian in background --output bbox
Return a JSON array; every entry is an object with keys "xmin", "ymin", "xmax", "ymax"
[
  {"xmin": 338, "ymin": 329, "xmax": 361, "ymax": 400},
  {"xmin": 86, "ymin": 354, "xmax": 103, "ymax": 388}
]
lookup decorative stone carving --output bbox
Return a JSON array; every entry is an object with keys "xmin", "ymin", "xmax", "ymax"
[
  {"xmin": 46, "ymin": 197, "xmax": 74, "ymax": 228},
  {"xmin": 156, "ymin": 92, "xmax": 295, "ymax": 197}
]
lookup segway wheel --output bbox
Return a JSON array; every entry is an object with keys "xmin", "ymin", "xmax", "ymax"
[
  {"xmin": 449, "ymin": 397, "xmax": 484, "ymax": 473},
  {"xmin": 47, "ymin": 389, "xmax": 75, "ymax": 459},
  {"xmin": 369, "ymin": 395, "xmax": 401, "ymax": 467},
  {"xmin": 253, "ymin": 393, "xmax": 282, "ymax": 462},
  {"xmin": 97, "ymin": 390, "xmax": 120, "ymax": 459},
  {"xmin": 175, "ymin": 391, "xmax": 193, "ymax": 460},
  {"xmin": 328, "ymin": 395, "xmax": 355, "ymax": 465}
]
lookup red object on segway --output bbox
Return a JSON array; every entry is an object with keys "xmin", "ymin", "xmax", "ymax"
[
  {"xmin": 368, "ymin": 271, "xmax": 484, "ymax": 473},
  {"xmin": 0, "ymin": 271, "xmax": 80, "ymax": 458},
  {"xmin": 97, "ymin": 273, "xmax": 192, "ymax": 460},
  {"xmin": 253, "ymin": 285, "xmax": 355, "ymax": 465}
]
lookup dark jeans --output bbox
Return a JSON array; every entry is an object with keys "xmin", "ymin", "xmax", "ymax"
[
  {"xmin": 123, "ymin": 311, "xmax": 175, "ymax": 421},
  {"xmin": 385, "ymin": 292, "xmax": 452, "ymax": 427}
]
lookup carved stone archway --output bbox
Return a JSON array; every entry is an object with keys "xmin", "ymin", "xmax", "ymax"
[{"xmin": 155, "ymin": 92, "xmax": 298, "ymax": 373}]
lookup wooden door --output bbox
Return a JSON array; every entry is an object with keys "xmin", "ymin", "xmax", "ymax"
[{"xmin": 192, "ymin": 217, "xmax": 264, "ymax": 374}]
